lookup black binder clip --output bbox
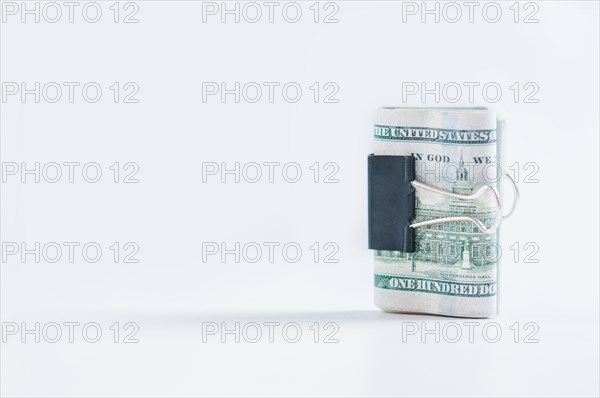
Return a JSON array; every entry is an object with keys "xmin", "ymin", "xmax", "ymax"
[{"xmin": 368, "ymin": 154, "xmax": 505, "ymax": 253}]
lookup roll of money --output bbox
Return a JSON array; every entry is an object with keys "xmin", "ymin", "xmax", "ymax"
[{"xmin": 372, "ymin": 108, "xmax": 500, "ymax": 318}]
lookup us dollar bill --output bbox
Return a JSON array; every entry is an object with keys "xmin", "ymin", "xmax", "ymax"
[{"xmin": 373, "ymin": 108, "xmax": 501, "ymax": 318}]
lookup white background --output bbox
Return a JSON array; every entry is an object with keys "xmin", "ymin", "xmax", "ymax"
[{"xmin": 1, "ymin": 1, "xmax": 599, "ymax": 396}]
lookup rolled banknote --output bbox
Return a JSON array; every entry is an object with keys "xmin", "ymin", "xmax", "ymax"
[{"xmin": 373, "ymin": 108, "xmax": 501, "ymax": 318}]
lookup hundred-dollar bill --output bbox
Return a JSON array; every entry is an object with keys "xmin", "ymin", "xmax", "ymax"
[{"xmin": 373, "ymin": 108, "xmax": 501, "ymax": 318}]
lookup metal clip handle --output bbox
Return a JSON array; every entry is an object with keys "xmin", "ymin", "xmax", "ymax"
[{"xmin": 409, "ymin": 181, "xmax": 502, "ymax": 234}]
